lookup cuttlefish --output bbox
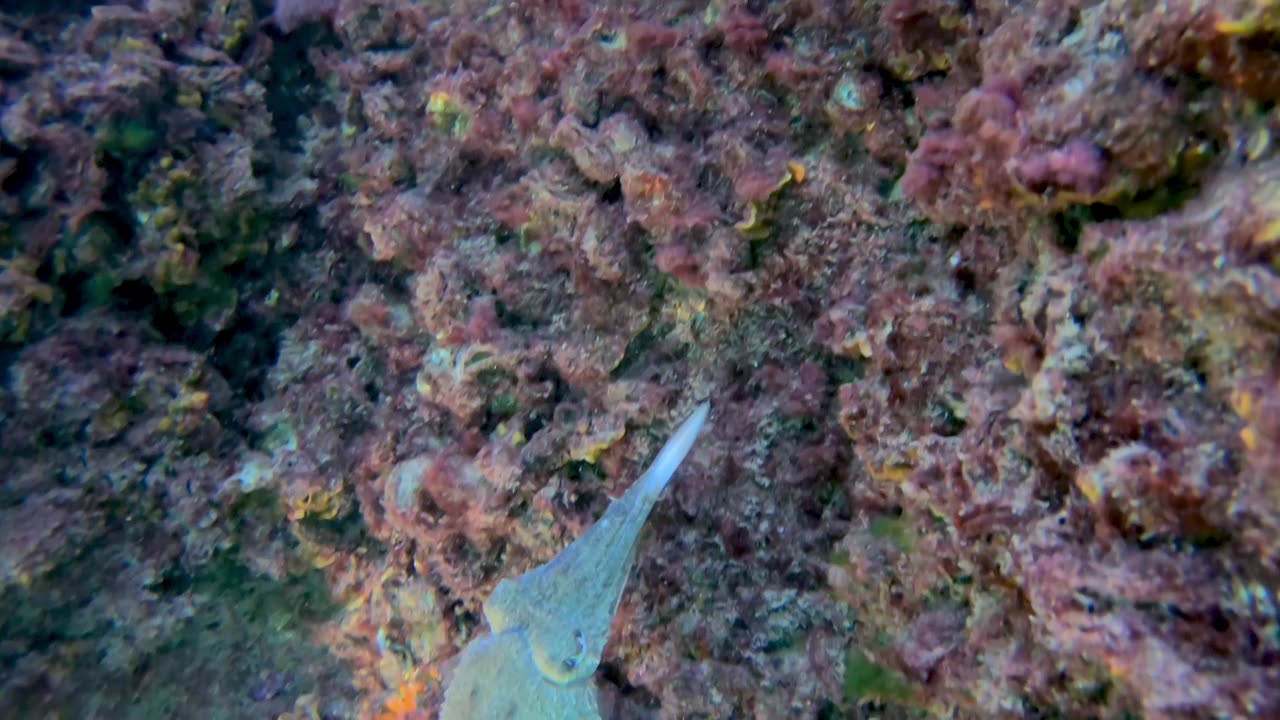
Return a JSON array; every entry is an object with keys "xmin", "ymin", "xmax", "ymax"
[{"xmin": 441, "ymin": 402, "xmax": 711, "ymax": 719}]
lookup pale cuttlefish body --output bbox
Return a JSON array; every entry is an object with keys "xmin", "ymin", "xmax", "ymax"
[{"xmin": 441, "ymin": 402, "xmax": 711, "ymax": 720}]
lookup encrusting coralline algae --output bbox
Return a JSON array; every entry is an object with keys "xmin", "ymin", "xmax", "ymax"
[{"xmin": 3, "ymin": 0, "xmax": 1280, "ymax": 718}]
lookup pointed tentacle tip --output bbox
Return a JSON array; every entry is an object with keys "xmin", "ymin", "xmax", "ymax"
[{"xmin": 640, "ymin": 401, "xmax": 711, "ymax": 498}]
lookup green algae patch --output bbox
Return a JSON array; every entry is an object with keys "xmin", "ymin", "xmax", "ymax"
[
  {"xmin": 98, "ymin": 119, "xmax": 160, "ymax": 157},
  {"xmin": 0, "ymin": 488, "xmax": 354, "ymax": 719},
  {"xmin": 843, "ymin": 647, "xmax": 916, "ymax": 705},
  {"xmin": 869, "ymin": 513, "xmax": 915, "ymax": 552}
]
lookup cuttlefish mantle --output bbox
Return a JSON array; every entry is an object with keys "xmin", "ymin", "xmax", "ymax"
[{"xmin": 441, "ymin": 402, "xmax": 711, "ymax": 720}]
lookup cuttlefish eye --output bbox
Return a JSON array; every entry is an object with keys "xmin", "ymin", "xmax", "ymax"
[{"xmin": 562, "ymin": 629, "xmax": 587, "ymax": 670}]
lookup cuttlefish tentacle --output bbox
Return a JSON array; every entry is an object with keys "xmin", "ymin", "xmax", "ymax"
[
  {"xmin": 486, "ymin": 401, "xmax": 711, "ymax": 684},
  {"xmin": 440, "ymin": 402, "xmax": 711, "ymax": 719}
]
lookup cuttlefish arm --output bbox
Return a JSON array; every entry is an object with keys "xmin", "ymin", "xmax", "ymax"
[{"xmin": 484, "ymin": 401, "xmax": 711, "ymax": 685}]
